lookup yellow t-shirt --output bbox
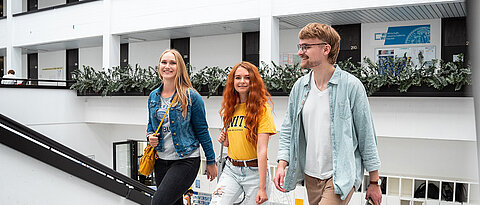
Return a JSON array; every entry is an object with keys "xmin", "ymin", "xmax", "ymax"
[{"xmin": 227, "ymin": 103, "xmax": 276, "ymax": 160}]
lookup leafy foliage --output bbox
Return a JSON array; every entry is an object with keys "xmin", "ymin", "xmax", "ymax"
[
  {"xmin": 71, "ymin": 54, "xmax": 471, "ymax": 97},
  {"xmin": 71, "ymin": 65, "xmax": 162, "ymax": 96}
]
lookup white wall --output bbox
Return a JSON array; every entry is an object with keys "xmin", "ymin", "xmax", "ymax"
[
  {"xmin": 21, "ymin": 0, "xmax": 26, "ymax": 13},
  {"xmin": 38, "ymin": 0, "xmax": 64, "ymax": 10},
  {"xmin": 13, "ymin": 1, "xmax": 104, "ymax": 46},
  {"xmin": 110, "ymin": 0, "xmax": 260, "ymax": 35},
  {"xmin": 38, "ymin": 50, "xmax": 66, "ymax": 80},
  {"xmin": 21, "ymin": 53, "xmax": 26, "ymax": 78},
  {"xmin": 0, "ymin": 144, "xmax": 138, "ymax": 205},
  {"xmin": 377, "ymin": 136, "xmax": 478, "ymax": 182},
  {"xmin": 0, "ymin": 87, "xmax": 478, "ymax": 191},
  {"xmin": 279, "ymin": 28, "xmax": 301, "ymax": 56},
  {"xmin": 0, "ymin": 88, "xmax": 85, "ymax": 125},
  {"xmin": 129, "ymin": 40, "xmax": 169, "ymax": 70},
  {"xmin": 361, "ymin": 19, "xmax": 441, "ymax": 62},
  {"xmin": 80, "ymin": 46, "xmax": 102, "ymax": 71},
  {"xmin": 371, "ymin": 97, "xmax": 476, "ymax": 141},
  {"xmin": 190, "ymin": 33, "xmax": 242, "ymax": 71}
]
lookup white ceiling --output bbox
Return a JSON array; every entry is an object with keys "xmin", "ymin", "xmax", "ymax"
[
  {"xmin": 121, "ymin": 20, "xmax": 260, "ymax": 42},
  {"xmin": 18, "ymin": 1, "xmax": 466, "ymax": 52},
  {"xmin": 278, "ymin": 1, "xmax": 466, "ymax": 27},
  {"xmin": 21, "ymin": 36, "xmax": 102, "ymax": 54}
]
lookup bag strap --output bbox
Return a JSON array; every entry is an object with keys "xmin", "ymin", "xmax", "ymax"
[{"xmin": 154, "ymin": 94, "xmax": 177, "ymax": 136}]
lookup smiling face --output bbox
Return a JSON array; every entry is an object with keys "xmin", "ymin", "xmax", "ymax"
[
  {"xmin": 297, "ymin": 38, "xmax": 330, "ymax": 69},
  {"xmin": 233, "ymin": 66, "xmax": 250, "ymax": 98},
  {"xmin": 159, "ymin": 52, "xmax": 177, "ymax": 81}
]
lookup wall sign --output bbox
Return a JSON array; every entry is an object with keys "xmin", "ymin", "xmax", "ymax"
[{"xmin": 384, "ymin": 25, "xmax": 430, "ymax": 45}]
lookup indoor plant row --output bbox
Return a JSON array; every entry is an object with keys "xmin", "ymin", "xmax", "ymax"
[{"xmin": 70, "ymin": 53, "xmax": 471, "ymax": 97}]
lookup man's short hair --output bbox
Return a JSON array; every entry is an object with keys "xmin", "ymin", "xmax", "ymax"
[
  {"xmin": 7, "ymin": 70, "xmax": 15, "ymax": 75},
  {"xmin": 299, "ymin": 23, "xmax": 341, "ymax": 64}
]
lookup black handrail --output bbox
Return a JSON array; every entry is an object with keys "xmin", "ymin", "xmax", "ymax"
[
  {"xmin": 0, "ymin": 114, "xmax": 154, "ymax": 204},
  {"xmin": 0, "ymin": 78, "xmax": 75, "ymax": 89}
]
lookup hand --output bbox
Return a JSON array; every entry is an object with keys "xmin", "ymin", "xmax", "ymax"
[
  {"xmin": 365, "ymin": 184, "xmax": 382, "ymax": 205},
  {"xmin": 273, "ymin": 161, "xmax": 288, "ymax": 192},
  {"xmin": 256, "ymin": 188, "xmax": 268, "ymax": 204},
  {"xmin": 148, "ymin": 133, "xmax": 160, "ymax": 147},
  {"xmin": 206, "ymin": 164, "xmax": 217, "ymax": 181},
  {"xmin": 217, "ymin": 131, "xmax": 229, "ymax": 147}
]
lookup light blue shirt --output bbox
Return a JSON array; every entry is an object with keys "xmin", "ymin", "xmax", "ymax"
[{"xmin": 277, "ymin": 65, "xmax": 381, "ymax": 200}]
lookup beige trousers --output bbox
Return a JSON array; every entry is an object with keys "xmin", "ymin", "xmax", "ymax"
[{"xmin": 304, "ymin": 174, "xmax": 355, "ymax": 205}]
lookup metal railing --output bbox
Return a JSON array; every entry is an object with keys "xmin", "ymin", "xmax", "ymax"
[
  {"xmin": 0, "ymin": 78, "xmax": 75, "ymax": 89},
  {"xmin": 0, "ymin": 114, "xmax": 155, "ymax": 204}
]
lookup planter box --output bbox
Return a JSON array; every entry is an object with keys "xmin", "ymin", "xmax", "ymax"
[
  {"xmin": 371, "ymin": 85, "xmax": 472, "ymax": 97},
  {"xmin": 77, "ymin": 90, "xmax": 146, "ymax": 96}
]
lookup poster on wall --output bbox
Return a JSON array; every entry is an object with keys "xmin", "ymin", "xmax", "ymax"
[
  {"xmin": 280, "ymin": 53, "xmax": 302, "ymax": 66},
  {"xmin": 39, "ymin": 67, "xmax": 65, "ymax": 86},
  {"xmin": 376, "ymin": 46, "xmax": 435, "ymax": 74},
  {"xmin": 384, "ymin": 24, "xmax": 430, "ymax": 45}
]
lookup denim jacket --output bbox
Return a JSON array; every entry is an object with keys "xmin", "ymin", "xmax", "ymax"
[
  {"xmin": 147, "ymin": 85, "xmax": 216, "ymax": 165},
  {"xmin": 277, "ymin": 66, "xmax": 381, "ymax": 200}
]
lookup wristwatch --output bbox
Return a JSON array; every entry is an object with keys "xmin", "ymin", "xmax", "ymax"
[{"xmin": 370, "ymin": 178, "xmax": 381, "ymax": 186}]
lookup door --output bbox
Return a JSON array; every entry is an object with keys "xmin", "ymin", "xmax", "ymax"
[
  {"xmin": 0, "ymin": 0, "xmax": 4, "ymax": 17},
  {"xmin": 0, "ymin": 56, "xmax": 4, "ymax": 76},
  {"xmin": 170, "ymin": 38, "xmax": 190, "ymax": 65},
  {"xmin": 242, "ymin": 32, "xmax": 259, "ymax": 67},
  {"xmin": 28, "ymin": 53, "xmax": 38, "ymax": 85},
  {"xmin": 442, "ymin": 17, "xmax": 468, "ymax": 63},
  {"xmin": 332, "ymin": 24, "xmax": 361, "ymax": 64},
  {"xmin": 27, "ymin": 0, "xmax": 38, "ymax": 11},
  {"xmin": 120, "ymin": 43, "xmax": 129, "ymax": 69},
  {"xmin": 66, "ymin": 49, "xmax": 79, "ymax": 86}
]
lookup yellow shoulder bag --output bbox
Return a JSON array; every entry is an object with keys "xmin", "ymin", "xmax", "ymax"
[{"xmin": 138, "ymin": 95, "xmax": 176, "ymax": 176}]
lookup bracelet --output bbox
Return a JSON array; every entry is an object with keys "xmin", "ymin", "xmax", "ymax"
[{"xmin": 370, "ymin": 180, "xmax": 380, "ymax": 186}]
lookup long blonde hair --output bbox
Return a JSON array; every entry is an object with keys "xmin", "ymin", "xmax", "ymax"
[{"xmin": 158, "ymin": 49, "xmax": 194, "ymax": 118}]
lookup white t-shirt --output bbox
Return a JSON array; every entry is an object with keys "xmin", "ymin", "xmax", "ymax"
[
  {"xmin": 156, "ymin": 95, "xmax": 199, "ymax": 160},
  {"xmin": 302, "ymin": 72, "xmax": 333, "ymax": 179},
  {"xmin": 2, "ymin": 74, "xmax": 16, "ymax": 85}
]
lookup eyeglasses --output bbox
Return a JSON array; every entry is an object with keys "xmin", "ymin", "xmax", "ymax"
[{"xmin": 297, "ymin": 43, "xmax": 328, "ymax": 52}]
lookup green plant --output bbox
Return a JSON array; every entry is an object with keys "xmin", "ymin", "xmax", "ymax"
[
  {"xmin": 70, "ymin": 64, "xmax": 162, "ymax": 96},
  {"xmin": 190, "ymin": 66, "xmax": 230, "ymax": 97},
  {"xmin": 260, "ymin": 61, "xmax": 308, "ymax": 93},
  {"xmin": 339, "ymin": 52, "xmax": 471, "ymax": 96},
  {"xmin": 71, "ymin": 54, "xmax": 471, "ymax": 97},
  {"xmin": 70, "ymin": 65, "xmax": 97, "ymax": 94}
]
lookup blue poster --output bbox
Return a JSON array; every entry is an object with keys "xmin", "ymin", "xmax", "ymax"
[{"xmin": 384, "ymin": 25, "xmax": 430, "ymax": 45}]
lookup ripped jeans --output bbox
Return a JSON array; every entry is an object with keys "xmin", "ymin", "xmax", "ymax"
[{"xmin": 210, "ymin": 160, "xmax": 270, "ymax": 205}]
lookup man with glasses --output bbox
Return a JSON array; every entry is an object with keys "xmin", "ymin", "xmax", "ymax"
[{"xmin": 273, "ymin": 23, "xmax": 382, "ymax": 205}]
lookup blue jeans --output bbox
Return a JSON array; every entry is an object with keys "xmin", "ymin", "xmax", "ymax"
[
  {"xmin": 211, "ymin": 160, "xmax": 270, "ymax": 204},
  {"xmin": 151, "ymin": 157, "xmax": 200, "ymax": 205}
]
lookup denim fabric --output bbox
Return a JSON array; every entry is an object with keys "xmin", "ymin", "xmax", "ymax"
[
  {"xmin": 211, "ymin": 160, "xmax": 271, "ymax": 205},
  {"xmin": 152, "ymin": 157, "xmax": 200, "ymax": 205},
  {"xmin": 277, "ymin": 66, "xmax": 381, "ymax": 200},
  {"xmin": 147, "ymin": 84, "xmax": 216, "ymax": 165}
]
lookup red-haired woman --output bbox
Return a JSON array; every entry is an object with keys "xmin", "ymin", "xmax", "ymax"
[{"xmin": 211, "ymin": 61, "xmax": 276, "ymax": 205}]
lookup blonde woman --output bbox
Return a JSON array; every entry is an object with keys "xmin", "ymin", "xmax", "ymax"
[{"xmin": 147, "ymin": 49, "xmax": 217, "ymax": 205}]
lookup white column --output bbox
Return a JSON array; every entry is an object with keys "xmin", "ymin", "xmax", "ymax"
[
  {"xmin": 102, "ymin": 34, "xmax": 120, "ymax": 70},
  {"xmin": 5, "ymin": 0, "xmax": 22, "ymax": 77},
  {"xmin": 468, "ymin": 0, "xmax": 480, "ymax": 198},
  {"xmin": 6, "ymin": 47, "xmax": 22, "ymax": 77},
  {"xmin": 102, "ymin": 0, "xmax": 119, "ymax": 70},
  {"xmin": 259, "ymin": 0, "xmax": 279, "ymax": 67}
]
